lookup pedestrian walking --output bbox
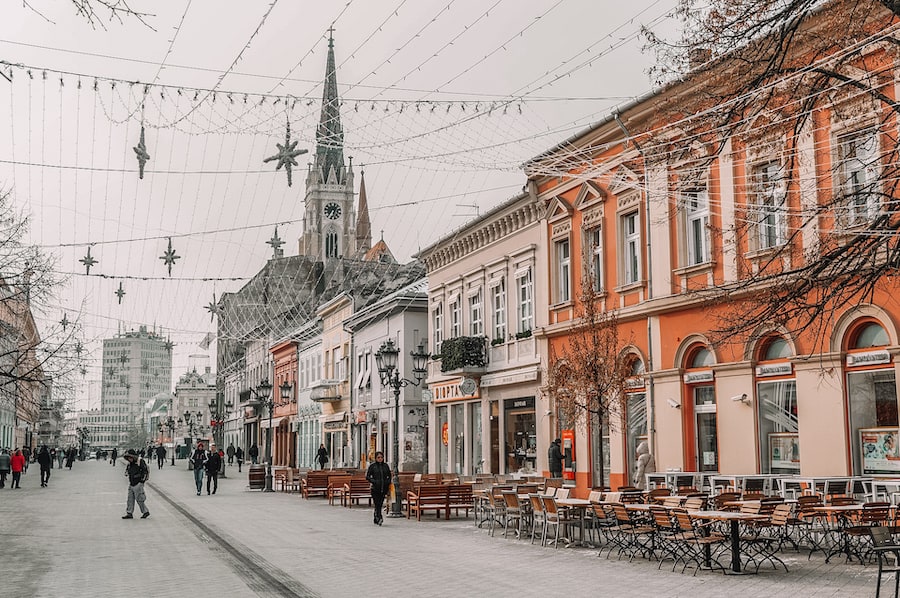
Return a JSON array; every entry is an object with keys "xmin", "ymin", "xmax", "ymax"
[
  {"xmin": 316, "ymin": 444, "xmax": 329, "ymax": 470},
  {"xmin": 110, "ymin": 447, "xmax": 118, "ymax": 466},
  {"xmin": 21, "ymin": 446, "xmax": 30, "ymax": 473},
  {"xmin": 226, "ymin": 442, "xmax": 235, "ymax": 465},
  {"xmin": 37, "ymin": 445, "xmax": 52, "ymax": 487},
  {"xmin": 0, "ymin": 448, "xmax": 10, "ymax": 488},
  {"xmin": 365, "ymin": 451, "xmax": 391, "ymax": 525},
  {"xmin": 248, "ymin": 443, "xmax": 259, "ymax": 465},
  {"xmin": 11, "ymin": 448, "xmax": 25, "ymax": 488},
  {"xmin": 190, "ymin": 443, "xmax": 208, "ymax": 496},
  {"xmin": 235, "ymin": 446, "xmax": 244, "ymax": 472},
  {"xmin": 155, "ymin": 445, "xmax": 166, "ymax": 469},
  {"xmin": 65, "ymin": 447, "xmax": 76, "ymax": 469},
  {"xmin": 49, "ymin": 447, "xmax": 56, "ymax": 468},
  {"xmin": 548, "ymin": 438, "xmax": 564, "ymax": 479},
  {"xmin": 121, "ymin": 449, "xmax": 150, "ymax": 519},
  {"xmin": 206, "ymin": 443, "xmax": 222, "ymax": 495},
  {"xmin": 56, "ymin": 448, "xmax": 64, "ymax": 469}
]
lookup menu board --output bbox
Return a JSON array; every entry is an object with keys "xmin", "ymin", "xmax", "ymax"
[
  {"xmin": 769, "ymin": 433, "xmax": 800, "ymax": 472},
  {"xmin": 861, "ymin": 427, "xmax": 900, "ymax": 474}
]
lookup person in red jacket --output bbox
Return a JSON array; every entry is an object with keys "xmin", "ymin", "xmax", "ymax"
[{"xmin": 10, "ymin": 449, "xmax": 26, "ymax": 489}]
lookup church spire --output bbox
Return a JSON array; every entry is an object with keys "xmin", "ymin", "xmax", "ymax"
[
  {"xmin": 356, "ymin": 168, "xmax": 372, "ymax": 256},
  {"xmin": 316, "ymin": 28, "xmax": 345, "ymax": 185}
]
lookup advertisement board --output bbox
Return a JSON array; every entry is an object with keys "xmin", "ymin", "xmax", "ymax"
[
  {"xmin": 768, "ymin": 432, "xmax": 800, "ymax": 472},
  {"xmin": 861, "ymin": 427, "xmax": 900, "ymax": 474}
]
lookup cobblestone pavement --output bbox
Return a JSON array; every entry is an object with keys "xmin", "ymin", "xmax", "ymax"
[{"xmin": 0, "ymin": 459, "xmax": 887, "ymax": 597}]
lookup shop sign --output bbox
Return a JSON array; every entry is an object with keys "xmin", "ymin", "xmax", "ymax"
[
  {"xmin": 480, "ymin": 367, "xmax": 539, "ymax": 387},
  {"xmin": 847, "ymin": 350, "xmax": 891, "ymax": 367},
  {"xmin": 625, "ymin": 376, "xmax": 645, "ymax": 389},
  {"xmin": 755, "ymin": 363, "xmax": 792, "ymax": 377},
  {"xmin": 683, "ymin": 370, "xmax": 714, "ymax": 384},
  {"xmin": 504, "ymin": 397, "xmax": 535, "ymax": 410},
  {"xmin": 355, "ymin": 411, "xmax": 367, "ymax": 424}
]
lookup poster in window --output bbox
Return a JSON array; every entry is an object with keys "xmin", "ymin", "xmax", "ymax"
[
  {"xmin": 861, "ymin": 428, "xmax": 900, "ymax": 474},
  {"xmin": 768, "ymin": 433, "xmax": 800, "ymax": 472}
]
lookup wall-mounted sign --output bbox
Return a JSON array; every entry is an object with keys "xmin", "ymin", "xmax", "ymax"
[
  {"xmin": 459, "ymin": 377, "xmax": 478, "ymax": 396},
  {"xmin": 847, "ymin": 350, "xmax": 891, "ymax": 367},
  {"xmin": 421, "ymin": 389, "xmax": 433, "ymax": 403},
  {"xmin": 755, "ymin": 363, "xmax": 793, "ymax": 377},
  {"xmin": 683, "ymin": 370, "xmax": 714, "ymax": 384},
  {"xmin": 504, "ymin": 396, "xmax": 535, "ymax": 410}
]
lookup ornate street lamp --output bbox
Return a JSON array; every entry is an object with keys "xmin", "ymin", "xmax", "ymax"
[
  {"xmin": 252, "ymin": 380, "xmax": 274, "ymax": 491},
  {"xmin": 375, "ymin": 339, "xmax": 429, "ymax": 518}
]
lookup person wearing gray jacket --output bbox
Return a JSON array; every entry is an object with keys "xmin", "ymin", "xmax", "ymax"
[{"xmin": 0, "ymin": 449, "xmax": 10, "ymax": 488}]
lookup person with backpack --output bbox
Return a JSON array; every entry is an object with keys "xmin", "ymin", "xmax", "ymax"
[{"xmin": 121, "ymin": 449, "xmax": 150, "ymax": 519}]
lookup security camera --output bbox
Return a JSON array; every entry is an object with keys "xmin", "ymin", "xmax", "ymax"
[
  {"xmin": 545, "ymin": 410, "xmax": 552, "ymax": 416},
  {"xmin": 666, "ymin": 398, "xmax": 681, "ymax": 409},
  {"xmin": 731, "ymin": 393, "xmax": 749, "ymax": 403}
]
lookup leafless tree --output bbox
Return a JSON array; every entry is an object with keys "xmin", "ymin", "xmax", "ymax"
[
  {"xmin": 22, "ymin": 1, "xmax": 154, "ymax": 30},
  {"xmin": 643, "ymin": 0, "xmax": 900, "ymax": 352},
  {"xmin": 543, "ymin": 277, "xmax": 632, "ymax": 488}
]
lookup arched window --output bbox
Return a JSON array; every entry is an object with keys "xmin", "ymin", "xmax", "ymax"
[
  {"xmin": 690, "ymin": 347, "xmax": 714, "ymax": 368},
  {"xmin": 325, "ymin": 230, "xmax": 339, "ymax": 258},
  {"xmin": 851, "ymin": 322, "xmax": 889, "ymax": 349},
  {"xmin": 755, "ymin": 336, "xmax": 798, "ymax": 474},
  {"xmin": 624, "ymin": 356, "xmax": 647, "ymax": 479},
  {"xmin": 762, "ymin": 337, "xmax": 792, "ymax": 360}
]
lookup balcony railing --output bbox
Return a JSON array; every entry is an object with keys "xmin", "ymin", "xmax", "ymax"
[{"xmin": 436, "ymin": 336, "xmax": 488, "ymax": 374}]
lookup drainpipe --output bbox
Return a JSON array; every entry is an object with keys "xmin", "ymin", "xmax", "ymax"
[{"xmin": 613, "ymin": 111, "xmax": 658, "ymax": 461}]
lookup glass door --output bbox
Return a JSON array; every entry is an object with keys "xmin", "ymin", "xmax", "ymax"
[{"xmin": 694, "ymin": 386, "xmax": 718, "ymax": 472}]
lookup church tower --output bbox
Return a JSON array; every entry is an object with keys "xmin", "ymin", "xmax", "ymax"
[{"xmin": 299, "ymin": 32, "xmax": 358, "ymax": 260}]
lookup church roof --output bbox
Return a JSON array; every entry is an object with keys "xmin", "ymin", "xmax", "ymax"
[
  {"xmin": 315, "ymin": 32, "xmax": 345, "ymax": 185},
  {"xmin": 363, "ymin": 239, "xmax": 395, "ymax": 264},
  {"xmin": 355, "ymin": 169, "xmax": 372, "ymax": 255}
]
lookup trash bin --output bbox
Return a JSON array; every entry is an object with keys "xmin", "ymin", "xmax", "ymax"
[{"xmin": 249, "ymin": 464, "xmax": 266, "ymax": 490}]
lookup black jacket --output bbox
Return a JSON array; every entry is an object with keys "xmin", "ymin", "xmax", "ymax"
[
  {"xmin": 206, "ymin": 451, "xmax": 222, "ymax": 473},
  {"xmin": 548, "ymin": 442, "xmax": 564, "ymax": 472},
  {"xmin": 37, "ymin": 448, "xmax": 52, "ymax": 468},
  {"xmin": 191, "ymin": 449, "xmax": 208, "ymax": 470},
  {"xmin": 366, "ymin": 461, "xmax": 392, "ymax": 494},
  {"xmin": 125, "ymin": 458, "xmax": 149, "ymax": 486}
]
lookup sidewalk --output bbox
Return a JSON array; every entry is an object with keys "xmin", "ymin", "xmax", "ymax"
[{"xmin": 0, "ymin": 459, "xmax": 887, "ymax": 597}]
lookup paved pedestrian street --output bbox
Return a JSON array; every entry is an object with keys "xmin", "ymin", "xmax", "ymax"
[{"xmin": 0, "ymin": 460, "xmax": 887, "ymax": 597}]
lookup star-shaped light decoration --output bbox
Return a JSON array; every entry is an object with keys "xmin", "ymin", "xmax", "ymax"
[
  {"xmin": 164, "ymin": 339, "xmax": 174, "ymax": 353},
  {"xmin": 205, "ymin": 293, "xmax": 221, "ymax": 323},
  {"xmin": 267, "ymin": 226, "xmax": 285, "ymax": 257},
  {"xmin": 263, "ymin": 121, "xmax": 307, "ymax": 187},
  {"xmin": 74, "ymin": 341, "xmax": 83, "ymax": 355},
  {"xmin": 59, "ymin": 313, "xmax": 69, "ymax": 330},
  {"xmin": 79, "ymin": 246, "xmax": 98, "ymax": 275},
  {"xmin": 79, "ymin": 366, "xmax": 87, "ymax": 377},
  {"xmin": 133, "ymin": 125, "xmax": 150, "ymax": 179},
  {"xmin": 118, "ymin": 352, "xmax": 129, "ymax": 365},
  {"xmin": 160, "ymin": 237, "xmax": 180, "ymax": 276},
  {"xmin": 115, "ymin": 282, "xmax": 126, "ymax": 304}
]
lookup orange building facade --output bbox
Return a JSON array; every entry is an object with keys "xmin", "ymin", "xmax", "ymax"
[{"xmin": 527, "ymin": 7, "xmax": 900, "ymax": 496}]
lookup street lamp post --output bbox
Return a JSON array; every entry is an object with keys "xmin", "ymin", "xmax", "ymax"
[
  {"xmin": 75, "ymin": 427, "xmax": 90, "ymax": 461},
  {"xmin": 182, "ymin": 411, "xmax": 204, "ymax": 469},
  {"xmin": 164, "ymin": 416, "xmax": 176, "ymax": 466},
  {"xmin": 375, "ymin": 339, "xmax": 429, "ymax": 518},
  {"xmin": 208, "ymin": 396, "xmax": 233, "ymax": 478},
  {"xmin": 250, "ymin": 380, "xmax": 274, "ymax": 492}
]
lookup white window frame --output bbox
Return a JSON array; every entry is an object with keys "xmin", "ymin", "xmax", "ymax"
[
  {"xmin": 752, "ymin": 161, "xmax": 787, "ymax": 250},
  {"xmin": 837, "ymin": 128, "xmax": 880, "ymax": 228},
  {"xmin": 432, "ymin": 302, "xmax": 444, "ymax": 352},
  {"xmin": 584, "ymin": 226, "xmax": 604, "ymax": 292},
  {"xmin": 491, "ymin": 280, "xmax": 506, "ymax": 342},
  {"xmin": 682, "ymin": 188, "xmax": 710, "ymax": 266},
  {"xmin": 554, "ymin": 238, "xmax": 571, "ymax": 304},
  {"xmin": 449, "ymin": 296, "xmax": 461, "ymax": 339},
  {"xmin": 468, "ymin": 290, "xmax": 483, "ymax": 337},
  {"xmin": 620, "ymin": 211, "xmax": 641, "ymax": 285},
  {"xmin": 517, "ymin": 268, "xmax": 534, "ymax": 333}
]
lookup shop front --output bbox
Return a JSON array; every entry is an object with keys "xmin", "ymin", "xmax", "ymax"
[{"xmin": 322, "ymin": 412, "xmax": 348, "ymax": 468}]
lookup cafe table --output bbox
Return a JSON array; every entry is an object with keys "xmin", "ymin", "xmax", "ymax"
[
  {"xmin": 688, "ymin": 510, "xmax": 771, "ymax": 573},
  {"xmin": 807, "ymin": 504, "xmax": 866, "ymax": 563},
  {"xmin": 556, "ymin": 497, "xmax": 593, "ymax": 547}
]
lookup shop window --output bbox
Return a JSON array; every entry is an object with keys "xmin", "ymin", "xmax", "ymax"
[
  {"xmin": 469, "ymin": 403, "xmax": 483, "ymax": 474},
  {"xmin": 625, "ymin": 392, "xmax": 647, "ymax": 480}
]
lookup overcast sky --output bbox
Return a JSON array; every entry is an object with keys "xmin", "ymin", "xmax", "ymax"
[{"xmin": 1, "ymin": 1, "xmax": 678, "ymax": 409}]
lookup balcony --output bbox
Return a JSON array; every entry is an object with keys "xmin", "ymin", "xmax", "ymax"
[
  {"xmin": 435, "ymin": 336, "xmax": 488, "ymax": 375},
  {"xmin": 310, "ymin": 379, "xmax": 344, "ymax": 402}
]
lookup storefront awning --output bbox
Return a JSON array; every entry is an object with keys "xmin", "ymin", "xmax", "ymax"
[
  {"xmin": 323, "ymin": 411, "xmax": 347, "ymax": 423},
  {"xmin": 259, "ymin": 417, "xmax": 285, "ymax": 429}
]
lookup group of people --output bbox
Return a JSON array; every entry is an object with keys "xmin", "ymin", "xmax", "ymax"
[{"xmin": 0, "ymin": 445, "xmax": 83, "ymax": 489}]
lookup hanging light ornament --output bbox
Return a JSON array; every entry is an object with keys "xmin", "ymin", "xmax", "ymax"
[
  {"xmin": 263, "ymin": 119, "xmax": 307, "ymax": 187},
  {"xmin": 160, "ymin": 237, "xmax": 181, "ymax": 276},
  {"xmin": 133, "ymin": 126, "xmax": 150, "ymax": 179}
]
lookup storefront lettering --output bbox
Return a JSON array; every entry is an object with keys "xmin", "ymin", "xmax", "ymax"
[
  {"xmin": 755, "ymin": 363, "xmax": 792, "ymax": 377},
  {"xmin": 683, "ymin": 370, "xmax": 714, "ymax": 384},
  {"xmin": 847, "ymin": 350, "xmax": 891, "ymax": 367}
]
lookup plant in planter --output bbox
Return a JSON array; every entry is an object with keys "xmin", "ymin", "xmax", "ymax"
[
  {"xmin": 490, "ymin": 337, "xmax": 505, "ymax": 346},
  {"xmin": 515, "ymin": 329, "xmax": 532, "ymax": 340},
  {"xmin": 439, "ymin": 336, "xmax": 488, "ymax": 372}
]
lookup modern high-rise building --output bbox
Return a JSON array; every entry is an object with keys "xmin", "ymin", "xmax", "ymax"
[{"xmin": 81, "ymin": 325, "xmax": 172, "ymax": 449}]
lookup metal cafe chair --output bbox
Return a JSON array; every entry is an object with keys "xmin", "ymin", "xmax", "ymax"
[{"xmin": 870, "ymin": 526, "xmax": 900, "ymax": 598}]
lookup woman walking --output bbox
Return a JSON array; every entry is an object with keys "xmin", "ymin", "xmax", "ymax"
[
  {"xmin": 365, "ymin": 451, "xmax": 391, "ymax": 526},
  {"xmin": 10, "ymin": 449, "xmax": 25, "ymax": 488}
]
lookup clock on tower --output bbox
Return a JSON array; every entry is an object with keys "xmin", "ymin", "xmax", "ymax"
[{"xmin": 324, "ymin": 202, "xmax": 342, "ymax": 220}]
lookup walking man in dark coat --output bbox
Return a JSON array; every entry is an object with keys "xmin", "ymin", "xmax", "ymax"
[
  {"xmin": 235, "ymin": 446, "xmax": 244, "ymax": 472},
  {"xmin": 121, "ymin": 449, "xmax": 150, "ymax": 519},
  {"xmin": 155, "ymin": 445, "xmax": 166, "ymax": 469},
  {"xmin": 205, "ymin": 443, "xmax": 222, "ymax": 495},
  {"xmin": 366, "ymin": 451, "xmax": 392, "ymax": 526},
  {"xmin": 248, "ymin": 443, "xmax": 259, "ymax": 465},
  {"xmin": 548, "ymin": 438, "xmax": 564, "ymax": 479},
  {"xmin": 37, "ymin": 446, "xmax": 53, "ymax": 487}
]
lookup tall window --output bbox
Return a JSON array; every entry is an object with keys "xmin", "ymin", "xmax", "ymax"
[
  {"xmin": 432, "ymin": 303, "xmax": 443, "ymax": 352},
  {"xmin": 585, "ymin": 226, "xmax": 603, "ymax": 291},
  {"xmin": 325, "ymin": 229, "xmax": 339, "ymax": 258},
  {"xmin": 838, "ymin": 128, "xmax": 879, "ymax": 227},
  {"xmin": 554, "ymin": 239, "xmax": 571, "ymax": 303},
  {"xmin": 491, "ymin": 280, "xmax": 506, "ymax": 342},
  {"xmin": 517, "ymin": 269, "xmax": 533, "ymax": 333},
  {"xmin": 449, "ymin": 297, "xmax": 461, "ymax": 339},
  {"xmin": 682, "ymin": 189, "xmax": 710, "ymax": 265},
  {"xmin": 468, "ymin": 291, "xmax": 483, "ymax": 336},
  {"xmin": 621, "ymin": 211, "xmax": 641, "ymax": 284},
  {"xmin": 753, "ymin": 162, "xmax": 786, "ymax": 249}
]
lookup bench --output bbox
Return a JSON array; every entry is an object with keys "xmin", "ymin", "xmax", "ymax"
[
  {"xmin": 447, "ymin": 484, "xmax": 475, "ymax": 518},
  {"xmin": 301, "ymin": 471, "xmax": 331, "ymax": 499},
  {"xmin": 343, "ymin": 479, "xmax": 373, "ymax": 508},
  {"xmin": 327, "ymin": 475, "xmax": 352, "ymax": 505},
  {"xmin": 407, "ymin": 485, "xmax": 450, "ymax": 520}
]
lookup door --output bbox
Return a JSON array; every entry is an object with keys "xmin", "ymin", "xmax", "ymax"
[{"xmin": 694, "ymin": 386, "xmax": 718, "ymax": 472}]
